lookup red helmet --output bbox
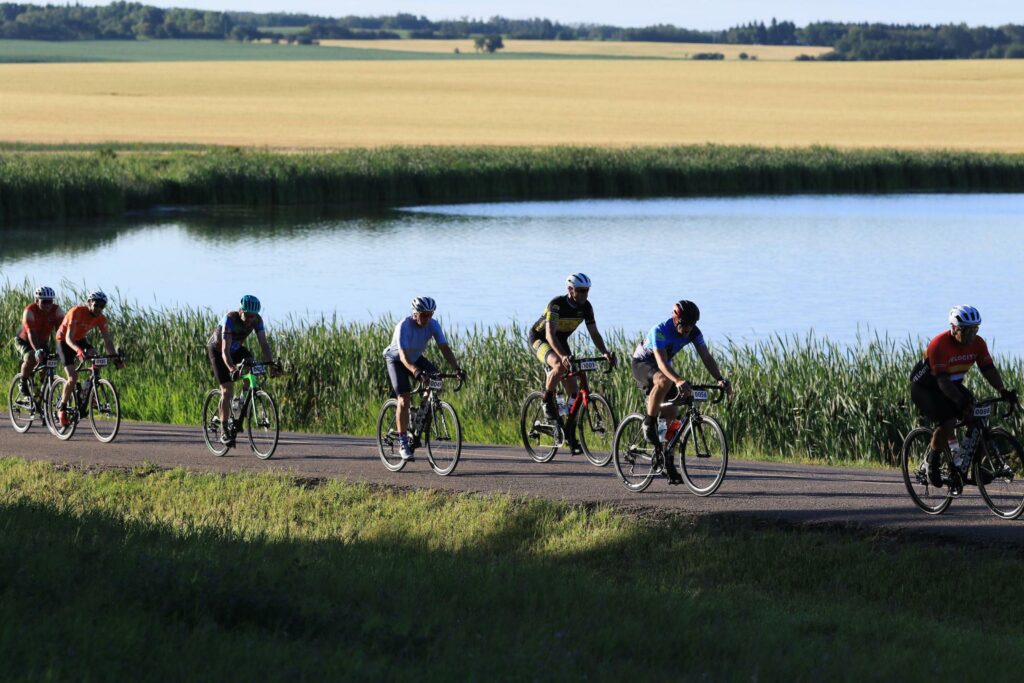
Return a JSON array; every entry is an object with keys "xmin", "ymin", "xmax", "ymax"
[{"xmin": 672, "ymin": 300, "xmax": 699, "ymax": 326}]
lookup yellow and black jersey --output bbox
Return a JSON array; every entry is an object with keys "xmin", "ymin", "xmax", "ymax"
[{"xmin": 528, "ymin": 295, "xmax": 595, "ymax": 345}]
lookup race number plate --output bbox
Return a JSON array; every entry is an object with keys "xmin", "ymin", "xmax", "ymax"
[
  {"xmin": 578, "ymin": 360, "xmax": 599, "ymax": 371},
  {"xmin": 692, "ymin": 389, "xmax": 709, "ymax": 402},
  {"xmin": 46, "ymin": 359, "xmax": 59, "ymax": 368},
  {"xmin": 92, "ymin": 357, "xmax": 108, "ymax": 367},
  {"xmin": 428, "ymin": 378, "xmax": 444, "ymax": 390},
  {"xmin": 251, "ymin": 363, "xmax": 267, "ymax": 375},
  {"xmin": 974, "ymin": 404, "xmax": 993, "ymax": 418}
]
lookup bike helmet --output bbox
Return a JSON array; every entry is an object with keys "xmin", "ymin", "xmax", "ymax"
[
  {"xmin": 672, "ymin": 300, "xmax": 700, "ymax": 326},
  {"xmin": 566, "ymin": 272, "xmax": 592, "ymax": 289},
  {"xmin": 411, "ymin": 296, "xmax": 437, "ymax": 313},
  {"xmin": 34, "ymin": 285, "xmax": 55, "ymax": 301},
  {"xmin": 240, "ymin": 294, "xmax": 261, "ymax": 314},
  {"xmin": 948, "ymin": 304, "xmax": 981, "ymax": 327},
  {"xmin": 87, "ymin": 290, "xmax": 108, "ymax": 304}
]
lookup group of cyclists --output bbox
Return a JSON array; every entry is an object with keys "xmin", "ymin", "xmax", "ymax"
[{"xmin": 9, "ymin": 277, "xmax": 1018, "ymax": 489}]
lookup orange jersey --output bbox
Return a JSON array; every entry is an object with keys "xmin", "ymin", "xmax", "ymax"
[
  {"xmin": 18, "ymin": 303, "xmax": 62, "ymax": 342},
  {"xmin": 924, "ymin": 330, "xmax": 993, "ymax": 382},
  {"xmin": 56, "ymin": 305, "xmax": 109, "ymax": 343}
]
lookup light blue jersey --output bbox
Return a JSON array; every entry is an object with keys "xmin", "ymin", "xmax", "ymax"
[
  {"xmin": 383, "ymin": 317, "xmax": 448, "ymax": 361},
  {"xmin": 632, "ymin": 319, "xmax": 705, "ymax": 363}
]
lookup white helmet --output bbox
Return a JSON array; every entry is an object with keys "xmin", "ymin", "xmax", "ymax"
[
  {"xmin": 411, "ymin": 296, "xmax": 436, "ymax": 312},
  {"xmin": 87, "ymin": 290, "xmax": 108, "ymax": 304},
  {"xmin": 34, "ymin": 286, "xmax": 55, "ymax": 301},
  {"xmin": 948, "ymin": 305, "xmax": 981, "ymax": 327},
  {"xmin": 566, "ymin": 272, "xmax": 592, "ymax": 289}
]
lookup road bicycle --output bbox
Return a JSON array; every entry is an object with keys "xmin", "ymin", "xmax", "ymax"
[
  {"xmin": 519, "ymin": 356, "xmax": 617, "ymax": 467},
  {"xmin": 45, "ymin": 351, "xmax": 123, "ymax": 443},
  {"xmin": 7, "ymin": 352, "xmax": 60, "ymax": 433},
  {"xmin": 613, "ymin": 384, "xmax": 728, "ymax": 495},
  {"xmin": 202, "ymin": 359, "xmax": 282, "ymax": 459},
  {"xmin": 377, "ymin": 372, "xmax": 463, "ymax": 475},
  {"xmin": 901, "ymin": 395, "xmax": 1024, "ymax": 519}
]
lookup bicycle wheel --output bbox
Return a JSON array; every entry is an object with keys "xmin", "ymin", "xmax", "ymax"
[
  {"xmin": 87, "ymin": 379, "xmax": 120, "ymax": 443},
  {"xmin": 247, "ymin": 390, "xmax": 280, "ymax": 460},
  {"xmin": 376, "ymin": 399, "xmax": 407, "ymax": 472},
  {"xmin": 45, "ymin": 377, "xmax": 77, "ymax": 441},
  {"xmin": 678, "ymin": 415, "xmax": 728, "ymax": 496},
  {"xmin": 202, "ymin": 389, "xmax": 229, "ymax": 456},
  {"xmin": 900, "ymin": 427, "xmax": 953, "ymax": 515},
  {"xmin": 578, "ymin": 393, "xmax": 616, "ymax": 467},
  {"xmin": 7, "ymin": 375, "xmax": 34, "ymax": 433},
  {"xmin": 613, "ymin": 413, "xmax": 658, "ymax": 492},
  {"xmin": 425, "ymin": 401, "xmax": 462, "ymax": 476},
  {"xmin": 520, "ymin": 391, "xmax": 559, "ymax": 463},
  {"xmin": 975, "ymin": 428, "xmax": 1024, "ymax": 520}
]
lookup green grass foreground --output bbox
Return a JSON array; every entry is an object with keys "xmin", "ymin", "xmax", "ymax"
[
  {"xmin": 3, "ymin": 145, "xmax": 1024, "ymax": 223},
  {"xmin": 1, "ymin": 458, "xmax": 1022, "ymax": 680}
]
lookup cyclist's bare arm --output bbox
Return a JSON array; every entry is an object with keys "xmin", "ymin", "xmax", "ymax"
[
  {"xmin": 22, "ymin": 309, "xmax": 42, "ymax": 350},
  {"xmin": 585, "ymin": 321, "xmax": 612, "ymax": 357},
  {"xmin": 437, "ymin": 343, "xmax": 463, "ymax": 373},
  {"xmin": 981, "ymin": 365, "xmax": 1008, "ymax": 393},
  {"xmin": 255, "ymin": 328, "xmax": 273, "ymax": 363},
  {"xmin": 696, "ymin": 345, "xmax": 731, "ymax": 393},
  {"xmin": 221, "ymin": 333, "xmax": 235, "ymax": 373},
  {"xmin": 398, "ymin": 348, "xmax": 420, "ymax": 376}
]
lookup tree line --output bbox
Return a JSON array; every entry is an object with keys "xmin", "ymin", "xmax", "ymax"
[{"xmin": 1, "ymin": 3, "xmax": 1023, "ymax": 60}]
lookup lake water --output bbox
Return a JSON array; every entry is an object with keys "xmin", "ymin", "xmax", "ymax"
[{"xmin": 2, "ymin": 194, "xmax": 1022, "ymax": 354}]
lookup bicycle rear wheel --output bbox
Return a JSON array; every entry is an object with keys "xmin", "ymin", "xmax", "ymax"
[
  {"xmin": 975, "ymin": 428, "xmax": 1024, "ymax": 520},
  {"xmin": 376, "ymin": 399, "xmax": 407, "ymax": 472},
  {"xmin": 578, "ymin": 393, "xmax": 616, "ymax": 467},
  {"xmin": 7, "ymin": 375, "xmax": 34, "ymax": 433},
  {"xmin": 426, "ymin": 401, "xmax": 462, "ymax": 476},
  {"xmin": 613, "ymin": 413, "xmax": 658, "ymax": 492},
  {"xmin": 520, "ymin": 391, "xmax": 559, "ymax": 463},
  {"xmin": 45, "ymin": 377, "xmax": 77, "ymax": 441},
  {"xmin": 88, "ymin": 379, "xmax": 120, "ymax": 443},
  {"xmin": 678, "ymin": 415, "xmax": 728, "ymax": 496},
  {"xmin": 202, "ymin": 389, "xmax": 229, "ymax": 456},
  {"xmin": 247, "ymin": 390, "xmax": 279, "ymax": 459},
  {"xmin": 901, "ymin": 427, "xmax": 953, "ymax": 515}
]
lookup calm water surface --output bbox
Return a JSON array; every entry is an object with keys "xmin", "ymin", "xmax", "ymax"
[{"xmin": 1, "ymin": 194, "xmax": 1022, "ymax": 353}]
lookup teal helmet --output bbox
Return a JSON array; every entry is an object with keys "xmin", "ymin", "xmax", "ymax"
[{"xmin": 240, "ymin": 295, "xmax": 261, "ymax": 314}]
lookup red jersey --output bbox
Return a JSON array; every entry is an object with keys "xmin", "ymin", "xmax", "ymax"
[
  {"xmin": 18, "ymin": 302, "xmax": 62, "ymax": 342},
  {"xmin": 924, "ymin": 330, "xmax": 993, "ymax": 382},
  {"xmin": 56, "ymin": 305, "xmax": 109, "ymax": 343}
]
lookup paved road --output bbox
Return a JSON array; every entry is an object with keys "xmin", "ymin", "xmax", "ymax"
[{"xmin": 2, "ymin": 415, "xmax": 1021, "ymax": 543}]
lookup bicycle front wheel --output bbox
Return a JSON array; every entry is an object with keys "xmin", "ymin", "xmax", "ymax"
[
  {"xmin": 678, "ymin": 415, "xmax": 728, "ymax": 496},
  {"xmin": 901, "ymin": 427, "xmax": 953, "ymax": 515},
  {"xmin": 7, "ymin": 375, "xmax": 34, "ymax": 433},
  {"xmin": 247, "ymin": 390, "xmax": 280, "ymax": 459},
  {"xmin": 520, "ymin": 391, "xmax": 559, "ymax": 463},
  {"xmin": 376, "ymin": 399, "xmax": 406, "ymax": 472},
  {"xmin": 426, "ymin": 401, "xmax": 462, "ymax": 476},
  {"xmin": 202, "ymin": 389, "xmax": 229, "ymax": 456},
  {"xmin": 975, "ymin": 428, "xmax": 1024, "ymax": 520},
  {"xmin": 88, "ymin": 379, "xmax": 120, "ymax": 443},
  {"xmin": 578, "ymin": 393, "xmax": 616, "ymax": 467},
  {"xmin": 45, "ymin": 377, "xmax": 77, "ymax": 441},
  {"xmin": 613, "ymin": 413, "xmax": 658, "ymax": 492}
]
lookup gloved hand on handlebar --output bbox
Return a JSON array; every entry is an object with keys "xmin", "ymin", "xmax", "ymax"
[
  {"xmin": 34, "ymin": 348, "xmax": 47, "ymax": 362},
  {"xmin": 1000, "ymin": 388, "xmax": 1019, "ymax": 404},
  {"xmin": 604, "ymin": 351, "xmax": 617, "ymax": 369},
  {"xmin": 456, "ymin": 368, "xmax": 468, "ymax": 382}
]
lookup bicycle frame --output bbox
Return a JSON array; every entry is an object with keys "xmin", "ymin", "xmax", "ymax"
[
  {"xmin": 560, "ymin": 356, "xmax": 613, "ymax": 420},
  {"xmin": 658, "ymin": 384, "xmax": 725, "ymax": 452},
  {"xmin": 408, "ymin": 372, "xmax": 463, "ymax": 447}
]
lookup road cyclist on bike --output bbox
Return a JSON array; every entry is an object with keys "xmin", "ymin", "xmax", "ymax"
[
  {"xmin": 383, "ymin": 297, "xmax": 467, "ymax": 461},
  {"xmin": 207, "ymin": 295, "xmax": 277, "ymax": 446},
  {"xmin": 528, "ymin": 273, "xmax": 615, "ymax": 454},
  {"xmin": 54, "ymin": 290, "xmax": 124, "ymax": 428},
  {"xmin": 910, "ymin": 305, "xmax": 1017, "ymax": 488},
  {"xmin": 12, "ymin": 286, "xmax": 64, "ymax": 398},
  {"xmin": 631, "ymin": 300, "xmax": 732, "ymax": 484}
]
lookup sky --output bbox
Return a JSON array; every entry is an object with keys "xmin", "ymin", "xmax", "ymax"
[{"xmin": 137, "ymin": 0, "xmax": 1022, "ymax": 29}]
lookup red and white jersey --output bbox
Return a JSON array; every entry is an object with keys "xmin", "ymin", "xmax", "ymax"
[{"xmin": 924, "ymin": 330, "xmax": 993, "ymax": 382}]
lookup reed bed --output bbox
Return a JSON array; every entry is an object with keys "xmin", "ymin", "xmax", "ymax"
[
  {"xmin": 3, "ymin": 145, "xmax": 1024, "ymax": 224},
  {"xmin": 4, "ymin": 284, "xmax": 1022, "ymax": 464}
]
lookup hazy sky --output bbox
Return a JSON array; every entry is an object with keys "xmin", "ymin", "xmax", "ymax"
[{"xmin": 145, "ymin": 1, "xmax": 1022, "ymax": 29}]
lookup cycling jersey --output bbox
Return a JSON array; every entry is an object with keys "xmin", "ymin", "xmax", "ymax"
[
  {"xmin": 208, "ymin": 311, "xmax": 265, "ymax": 353},
  {"xmin": 56, "ymin": 305, "xmax": 108, "ymax": 343},
  {"xmin": 18, "ymin": 302, "xmax": 62, "ymax": 343},
  {"xmin": 383, "ymin": 317, "xmax": 447, "ymax": 362},
  {"xmin": 528, "ymin": 295, "xmax": 595, "ymax": 347},
  {"xmin": 632, "ymin": 320, "xmax": 706, "ymax": 363},
  {"xmin": 911, "ymin": 330, "xmax": 993, "ymax": 384}
]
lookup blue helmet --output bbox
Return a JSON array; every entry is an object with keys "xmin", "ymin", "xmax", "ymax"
[
  {"xmin": 411, "ymin": 296, "xmax": 436, "ymax": 313},
  {"xmin": 240, "ymin": 295, "xmax": 261, "ymax": 314}
]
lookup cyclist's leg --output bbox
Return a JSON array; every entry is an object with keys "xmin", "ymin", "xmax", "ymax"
[
  {"xmin": 13, "ymin": 337, "xmax": 34, "ymax": 392},
  {"xmin": 57, "ymin": 339, "xmax": 90, "ymax": 406},
  {"xmin": 208, "ymin": 343, "xmax": 233, "ymax": 426},
  {"xmin": 533, "ymin": 339, "xmax": 565, "ymax": 418},
  {"xmin": 911, "ymin": 382, "xmax": 959, "ymax": 485}
]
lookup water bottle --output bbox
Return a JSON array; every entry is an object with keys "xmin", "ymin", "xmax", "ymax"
[
  {"xmin": 231, "ymin": 396, "xmax": 243, "ymax": 420},
  {"xmin": 557, "ymin": 396, "xmax": 569, "ymax": 417},
  {"xmin": 948, "ymin": 436, "xmax": 962, "ymax": 470},
  {"xmin": 657, "ymin": 417, "xmax": 668, "ymax": 442},
  {"xmin": 82, "ymin": 378, "xmax": 93, "ymax": 396},
  {"xmin": 665, "ymin": 419, "xmax": 683, "ymax": 443}
]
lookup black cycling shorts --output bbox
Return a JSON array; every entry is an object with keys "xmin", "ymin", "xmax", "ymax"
[
  {"xmin": 386, "ymin": 355, "xmax": 437, "ymax": 396},
  {"xmin": 630, "ymin": 359, "xmax": 681, "ymax": 401},
  {"xmin": 911, "ymin": 382, "xmax": 972, "ymax": 423},
  {"xmin": 208, "ymin": 344, "xmax": 253, "ymax": 386},
  {"xmin": 57, "ymin": 339, "xmax": 93, "ymax": 368}
]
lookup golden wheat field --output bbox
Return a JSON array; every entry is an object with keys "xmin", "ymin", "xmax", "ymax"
[
  {"xmin": 1, "ymin": 59, "xmax": 1022, "ymax": 150},
  {"xmin": 318, "ymin": 39, "xmax": 833, "ymax": 61}
]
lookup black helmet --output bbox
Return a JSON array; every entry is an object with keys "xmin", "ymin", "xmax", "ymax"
[{"xmin": 672, "ymin": 300, "xmax": 700, "ymax": 326}]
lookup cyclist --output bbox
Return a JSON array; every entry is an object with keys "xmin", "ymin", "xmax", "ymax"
[
  {"xmin": 54, "ymin": 290, "xmax": 123, "ymax": 427},
  {"xmin": 528, "ymin": 273, "xmax": 615, "ymax": 453},
  {"xmin": 13, "ymin": 286, "xmax": 64, "ymax": 398},
  {"xmin": 910, "ymin": 305, "xmax": 1016, "ymax": 487},
  {"xmin": 631, "ymin": 300, "xmax": 732, "ymax": 484},
  {"xmin": 207, "ymin": 295, "xmax": 276, "ymax": 445},
  {"xmin": 383, "ymin": 297, "xmax": 466, "ymax": 461}
]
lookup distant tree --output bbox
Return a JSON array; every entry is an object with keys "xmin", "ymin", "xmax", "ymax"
[{"xmin": 484, "ymin": 34, "xmax": 504, "ymax": 53}]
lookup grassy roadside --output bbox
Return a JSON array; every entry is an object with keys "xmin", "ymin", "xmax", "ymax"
[
  {"xmin": 1, "ymin": 458, "xmax": 1021, "ymax": 680},
  {"xmin": 3, "ymin": 145, "xmax": 1024, "ymax": 223}
]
